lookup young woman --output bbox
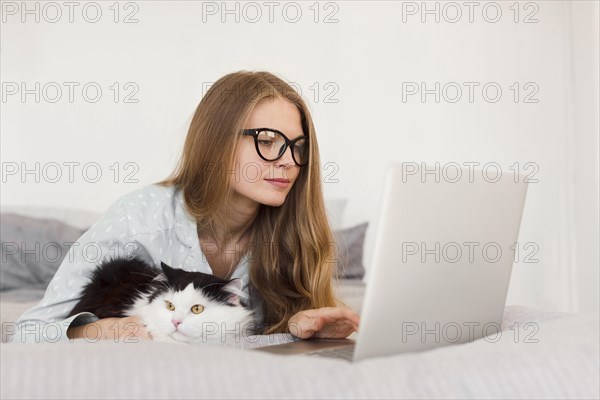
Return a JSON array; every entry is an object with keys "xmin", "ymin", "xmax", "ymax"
[{"xmin": 12, "ymin": 71, "xmax": 360, "ymax": 343}]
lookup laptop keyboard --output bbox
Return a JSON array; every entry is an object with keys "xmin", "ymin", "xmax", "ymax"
[{"xmin": 304, "ymin": 345, "xmax": 355, "ymax": 361}]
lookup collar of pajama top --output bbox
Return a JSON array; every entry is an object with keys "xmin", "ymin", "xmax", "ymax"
[{"xmin": 171, "ymin": 186, "xmax": 251, "ymax": 294}]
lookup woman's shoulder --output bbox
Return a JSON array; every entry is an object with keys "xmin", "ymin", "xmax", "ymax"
[
  {"xmin": 115, "ymin": 184, "xmax": 178, "ymax": 207},
  {"xmin": 103, "ymin": 184, "xmax": 180, "ymax": 232}
]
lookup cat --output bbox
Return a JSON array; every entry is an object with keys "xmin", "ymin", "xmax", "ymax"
[{"xmin": 68, "ymin": 256, "xmax": 255, "ymax": 344}]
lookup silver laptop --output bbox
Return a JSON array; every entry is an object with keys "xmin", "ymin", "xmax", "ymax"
[{"xmin": 255, "ymin": 163, "xmax": 529, "ymax": 362}]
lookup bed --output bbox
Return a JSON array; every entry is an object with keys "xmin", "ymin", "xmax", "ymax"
[
  {"xmin": 2, "ymin": 286, "xmax": 598, "ymax": 399},
  {"xmin": 1, "ymin": 208, "xmax": 598, "ymax": 399}
]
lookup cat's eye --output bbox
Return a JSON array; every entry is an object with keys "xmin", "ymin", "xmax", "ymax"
[
  {"xmin": 191, "ymin": 304, "xmax": 205, "ymax": 314},
  {"xmin": 165, "ymin": 300, "xmax": 175, "ymax": 311}
]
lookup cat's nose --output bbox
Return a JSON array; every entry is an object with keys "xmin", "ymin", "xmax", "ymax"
[{"xmin": 172, "ymin": 319, "xmax": 182, "ymax": 328}]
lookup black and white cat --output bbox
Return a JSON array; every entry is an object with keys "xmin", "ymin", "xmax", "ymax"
[{"xmin": 68, "ymin": 256, "xmax": 255, "ymax": 344}]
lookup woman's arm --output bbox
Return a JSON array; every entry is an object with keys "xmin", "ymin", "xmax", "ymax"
[
  {"xmin": 287, "ymin": 306, "xmax": 360, "ymax": 339},
  {"xmin": 66, "ymin": 316, "xmax": 151, "ymax": 341}
]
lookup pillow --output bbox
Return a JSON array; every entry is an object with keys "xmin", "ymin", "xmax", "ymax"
[
  {"xmin": 333, "ymin": 222, "xmax": 368, "ymax": 279},
  {"xmin": 0, "ymin": 214, "xmax": 86, "ymax": 291},
  {"xmin": 0, "ymin": 206, "xmax": 102, "ymax": 230},
  {"xmin": 325, "ymin": 198, "xmax": 348, "ymax": 230}
]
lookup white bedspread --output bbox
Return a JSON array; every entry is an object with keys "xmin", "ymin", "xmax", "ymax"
[{"xmin": 1, "ymin": 305, "xmax": 598, "ymax": 399}]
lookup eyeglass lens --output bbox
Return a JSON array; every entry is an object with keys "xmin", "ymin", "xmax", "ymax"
[{"xmin": 256, "ymin": 130, "xmax": 307, "ymax": 165}]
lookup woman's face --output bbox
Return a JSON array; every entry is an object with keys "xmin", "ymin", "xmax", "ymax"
[{"xmin": 233, "ymin": 97, "xmax": 303, "ymax": 208}]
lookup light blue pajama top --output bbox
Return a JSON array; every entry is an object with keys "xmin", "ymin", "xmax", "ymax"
[{"xmin": 9, "ymin": 184, "xmax": 255, "ymax": 343}]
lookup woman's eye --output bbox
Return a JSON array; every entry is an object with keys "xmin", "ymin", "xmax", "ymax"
[
  {"xmin": 258, "ymin": 140, "xmax": 273, "ymax": 146},
  {"xmin": 191, "ymin": 304, "xmax": 205, "ymax": 314},
  {"xmin": 165, "ymin": 301, "xmax": 175, "ymax": 311}
]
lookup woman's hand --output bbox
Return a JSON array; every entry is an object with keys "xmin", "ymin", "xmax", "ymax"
[
  {"xmin": 67, "ymin": 316, "xmax": 152, "ymax": 342},
  {"xmin": 287, "ymin": 306, "xmax": 360, "ymax": 339}
]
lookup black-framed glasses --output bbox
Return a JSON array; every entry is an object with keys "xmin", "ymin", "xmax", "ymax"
[{"xmin": 241, "ymin": 127, "xmax": 309, "ymax": 167}]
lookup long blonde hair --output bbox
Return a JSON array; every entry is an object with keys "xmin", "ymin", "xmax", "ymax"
[{"xmin": 157, "ymin": 70, "xmax": 345, "ymax": 334}]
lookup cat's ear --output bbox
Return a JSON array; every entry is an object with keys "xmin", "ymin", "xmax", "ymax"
[
  {"xmin": 223, "ymin": 279, "xmax": 245, "ymax": 307},
  {"xmin": 160, "ymin": 262, "xmax": 177, "ymax": 279}
]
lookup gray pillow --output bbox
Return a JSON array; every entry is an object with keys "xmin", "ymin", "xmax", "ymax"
[
  {"xmin": 334, "ymin": 222, "xmax": 368, "ymax": 279},
  {"xmin": 0, "ymin": 214, "xmax": 86, "ymax": 291}
]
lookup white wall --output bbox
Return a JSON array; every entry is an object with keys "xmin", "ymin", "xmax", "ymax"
[
  {"xmin": 1, "ymin": 1, "xmax": 598, "ymax": 312},
  {"xmin": 568, "ymin": 1, "xmax": 600, "ymax": 312}
]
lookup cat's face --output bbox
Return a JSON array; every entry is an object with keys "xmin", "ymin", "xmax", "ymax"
[
  {"xmin": 146, "ymin": 283, "xmax": 254, "ymax": 344},
  {"xmin": 132, "ymin": 263, "xmax": 254, "ymax": 344}
]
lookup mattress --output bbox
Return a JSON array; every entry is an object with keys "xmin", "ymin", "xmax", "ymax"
[{"xmin": 1, "ymin": 281, "xmax": 598, "ymax": 399}]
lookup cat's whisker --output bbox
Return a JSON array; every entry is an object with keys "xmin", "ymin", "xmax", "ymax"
[
  {"xmin": 130, "ymin": 271, "xmax": 162, "ymax": 279},
  {"xmin": 199, "ymin": 282, "xmax": 228, "ymax": 291}
]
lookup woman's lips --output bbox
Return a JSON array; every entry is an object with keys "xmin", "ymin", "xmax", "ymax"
[{"xmin": 265, "ymin": 179, "xmax": 290, "ymax": 189}]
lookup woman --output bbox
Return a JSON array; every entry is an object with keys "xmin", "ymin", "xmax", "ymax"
[{"xmin": 11, "ymin": 70, "xmax": 360, "ymax": 343}]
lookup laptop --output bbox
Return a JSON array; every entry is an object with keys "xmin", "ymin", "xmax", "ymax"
[{"xmin": 255, "ymin": 163, "xmax": 529, "ymax": 362}]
